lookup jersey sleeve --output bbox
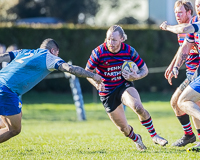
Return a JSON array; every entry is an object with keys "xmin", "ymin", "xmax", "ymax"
[
  {"xmin": 8, "ymin": 50, "xmax": 20, "ymax": 62},
  {"xmin": 186, "ymin": 16, "xmax": 199, "ymax": 43},
  {"xmin": 186, "ymin": 21, "xmax": 200, "ymax": 43},
  {"xmin": 130, "ymin": 47, "xmax": 144, "ymax": 69},
  {"xmin": 46, "ymin": 53, "xmax": 65, "ymax": 71},
  {"xmin": 186, "ymin": 33, "xmax": 195, "ymax": 43},
  {"xmin": 86, "ymin": 48, "xmax": 99, "ymax": 70}
]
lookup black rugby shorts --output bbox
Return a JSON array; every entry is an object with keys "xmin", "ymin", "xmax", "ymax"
[{"xmin": 100, "ymin": 82, "xmax": 134, "ymax": 113}]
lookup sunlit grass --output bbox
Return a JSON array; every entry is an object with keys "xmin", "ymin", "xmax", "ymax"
[{"xmin": 0, "ymin": 92, "xmax": 199, "ymax": 160}]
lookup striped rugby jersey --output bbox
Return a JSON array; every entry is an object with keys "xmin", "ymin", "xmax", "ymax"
[
  {"xmin": 86, "ymin": 42, "xmax": 145, "ymax": 96},
  {"xmin": 185, "ymin": 16, "xmax": 200, "ymax": 74}
]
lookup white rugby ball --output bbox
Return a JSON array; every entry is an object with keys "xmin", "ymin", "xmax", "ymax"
[{"xmin": 122, "ymin": 60, "xmax": 139, "ymax": 73}]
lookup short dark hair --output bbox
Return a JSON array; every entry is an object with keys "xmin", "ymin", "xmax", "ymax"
[{"xmin": 40, "ymin": 38, "xmax": 59, "ymax": 51}]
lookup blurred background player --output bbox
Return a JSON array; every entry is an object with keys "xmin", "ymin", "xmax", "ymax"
[
  {"xmin": 164, "ymin": 0, "xmax": 200, "ymax": 148},
  {"xmin": 85, "ymin": 25, "xmax": 168, "ymax": 151},
  {"xmin": 0, "ymin": 38, "xmax": 102, "ymax": 143},
  {"xmin": 160, "ymin": 0, "xmax": 200, "ymax": 152}
]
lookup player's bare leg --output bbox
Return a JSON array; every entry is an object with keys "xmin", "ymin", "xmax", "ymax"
[
  {"xmin": 177, "ymin": 86, "xmax": 200, "ymax": 152},
  {"xmin": 191, "ymin": 101, "xmax": 200, "ymax": 130},
  {"xmin": 121, "ymin": 87, "xmax": 168, "ymax": 146},
  {"xmin": 178, "ymin": 86, "xmax": 200, "ymax": 119},
  {"xmin": 171, "ymin": 88, "xmax": 196, "ymax": 147},
  {"xmin": 171, "ymin": 88, "xmax": 186, "ymax": 115},
  {"xmin": 107, "ymin": 104, "xmax": 146, "ymax": 151},
  {"xmin": 122, "ymin": 87, "xmax": 149, "ymax": 121},
  {"xmin": 0, "ymin": 112, "xmax": 22, "ymax": 143},
  {"xmin": 187, "ymin": 101, "xmax": 200, "ymax": 152}
]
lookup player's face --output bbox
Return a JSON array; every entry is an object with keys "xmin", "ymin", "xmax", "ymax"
[
  {"xmin": 195, "ymin": 0, "xmax": 200, "ymax": 19},
  {"xmin": 106, "ymin": 30, "xmax": 123, "ymax": 53},
  {"xmin": 174, "ymin": 5, "xmax": 190, "ymax": 24}
]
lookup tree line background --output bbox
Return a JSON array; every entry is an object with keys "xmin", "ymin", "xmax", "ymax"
[
  {"xmin": 0, "ymin": 25, "xmax": 183, "ymax": 93},
  {"xmin": 0, "ymin": 0, "xmax": 181, "ymax": 94},
  {"xmin": 0, "ymin": 0, "xmax": 154, "ymax": 25}
]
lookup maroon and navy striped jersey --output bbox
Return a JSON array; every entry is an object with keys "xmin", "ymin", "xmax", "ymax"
[
  {"xmin": 86, "ymin": 42, "xmax": 145, "ymax": 96},
  {"xmin": 183, "ymin": 16, "xmax": 200, "ymax": 74}
]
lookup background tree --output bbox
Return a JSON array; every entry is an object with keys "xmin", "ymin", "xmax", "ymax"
[
  {"xmin": 8, "ymin": 0, "xmax": 100, "ymax": 24},
  {"xmin": 0, "ymin": 0, "xmax": 18, "ymax": 22}
]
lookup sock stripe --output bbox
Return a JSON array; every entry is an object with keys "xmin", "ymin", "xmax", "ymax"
[
  {"xmin": 198, "ymin": 133, "xmax": 200, "ymax": 140},
  {"xmin": 150, "ymin": 132, "xmax": 157, "ymax": 137},
  {"xmin": 141, "ymin": 119, "xmax": 152, "ymax": 125},
  {"xmin": 184, "ymin": 126, "xmax": 192, "ymax": 130},
  {"xmin": 183, "ymin": 123, "xmax": 192, "ymax": 128},
  {"xmin": 177, "ymin": 114, "xmax": 194, "ymax": 136},
  {"xmin": 141, "ymin": 117, "xmax": 157, "ymax": 137},
  {"xmin": 146, "ymin": 124, "xmax": 153, "ymax": 129},
  {"xmin": 148, "ymin": 128, "xmax": 155, "ymax": 132},
  {"xmin": 183, "ymin": 122, "xmax": 193, "ymax": 135},
  {"xmin": 133, "ymin": 134, "xmax": 138, "ymax": 141},
  {"xmin": 127, "ymin": 126, "xmax": 138, "ymax": 142}
]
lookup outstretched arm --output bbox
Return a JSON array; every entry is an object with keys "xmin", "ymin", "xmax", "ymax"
[
  {"xmin": 59, "ymin": 63, "xmax": 102, "ymax": 84},
  {"xmin": 85, "ymin": 67, "xmax": 105, "ymax": 91},
  {"xmin": 160, "ymin": 21, "xmax": 195, "ymax": 34}
]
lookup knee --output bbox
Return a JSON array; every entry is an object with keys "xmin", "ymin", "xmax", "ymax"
[
  {"xmin": 132, "ymin": 102, "xmax": 144, "ymax": 115},
  {"xmin": 170, "ymin": 95, "xmax": 178, "ymax": 110},
  {"xmin": 177, "ymin": 98, "xmax": 185, "ymax": 110}
]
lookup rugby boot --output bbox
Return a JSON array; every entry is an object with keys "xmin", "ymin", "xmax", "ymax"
[
  {"xmin": 187, "ymin": 142, "xmax": 200, "ymax": 152},
  {"xmin": 172, "ymin": 134, "xmax": 196, "ymax": 147},
  {"xmin": 134, "ymin": 134, "xmax": 147, "ymax": 151},
  {"xmin": 152, "ymin": 134, "xmax": 168, "ymax": 146}
]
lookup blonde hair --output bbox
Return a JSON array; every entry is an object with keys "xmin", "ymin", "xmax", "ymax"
[
  {"xmin": 105, "ymin": 25, "xmax": 127, "ymax": 42},
  {"xmin": 40, "ymin": 38, "xmax": 59, "ymax": 51},
  {"xmin": 174, "ymin": 0, "xmax": 193, "ymax": 15}
]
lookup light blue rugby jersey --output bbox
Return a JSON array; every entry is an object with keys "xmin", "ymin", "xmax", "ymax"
[{"xmin": 0, "ymin": 48, "xmax": 65, "ymax": 95}]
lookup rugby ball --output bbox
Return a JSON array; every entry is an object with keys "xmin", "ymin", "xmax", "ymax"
[{"xmin": 122, "ymin": 60, "xmax": 139, "ymax": 73}]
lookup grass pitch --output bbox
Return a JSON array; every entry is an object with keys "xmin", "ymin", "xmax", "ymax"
[{"xmin": 0, "ymin": 92, "xmax": 199, "ymax": 160}]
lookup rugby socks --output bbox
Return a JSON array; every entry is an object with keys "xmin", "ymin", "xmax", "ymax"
[
  {"xmin": 177, "ymin": 114, "xmax": 194, "ymax": 136},
  {"xmin": 197, "ymin": 129, "xmax": 200, "ymax": 140},
  {"xmin": 141, "ymin": 117, "xmax": 157, "ymax": 137},
  {"xmin": 127, "ymin": 126, "xmax": 138, "ymax": 142}
]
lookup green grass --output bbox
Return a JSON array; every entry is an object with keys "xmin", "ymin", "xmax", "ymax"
[{"xmin": 0, "ymin": 91, "xmax": 200, "ymax": 160}]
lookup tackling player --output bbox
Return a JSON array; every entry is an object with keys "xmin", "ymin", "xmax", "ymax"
[{"xmin": 0, "ymin": 38, "xmax": 102, "ymax": 143}]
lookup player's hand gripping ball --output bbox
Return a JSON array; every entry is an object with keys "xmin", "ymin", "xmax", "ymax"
[{"xmin": 121, "ymin": 60, "xmax": 139, "ymax": 73}]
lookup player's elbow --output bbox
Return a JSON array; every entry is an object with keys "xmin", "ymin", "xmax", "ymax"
[
  {"xmin": 181, "ymin": 25, "xmax": 193, "ymax": 34},
  {"xmin": 182, "ymin": 27, "xmax": 188, "ymax": 33}
]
